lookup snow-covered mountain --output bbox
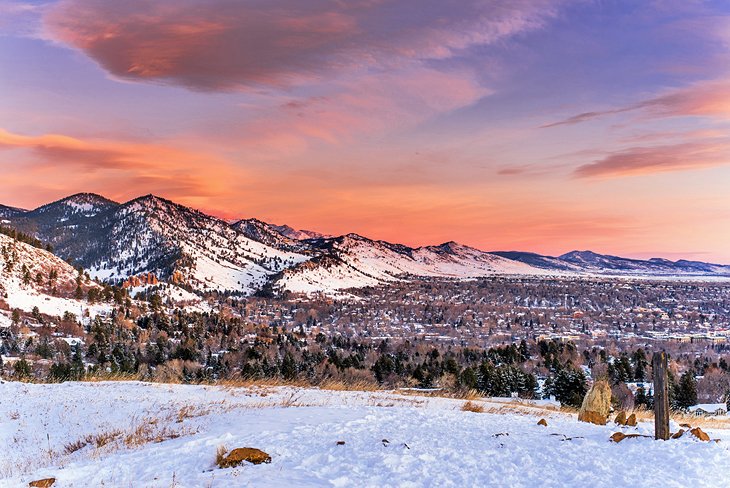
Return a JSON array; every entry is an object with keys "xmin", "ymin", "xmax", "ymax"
[
  {"xmin": 4, "ymin": 194, "xmax": 309, "ymax": 294},
  {"xmin": 498, "ymin": 249, "xmax": 730, "ymax": 276},
  {"xmin": 0, "ymin": 204, "xmax": 27, "ymax": 220},
  {"xmin": 232, "ymin": 218, "xmax": 311, "ymax": 253},
  {"xmin": 2, "ymin": 193, "xmax": 729, "ymax": 297},
  {"xmin": 277, "ymin": 235, "xmax": 557, "ymax": 294},
  {"xmin": 271, "ymin": 223, "xmax": 328, "ymax": 240}
]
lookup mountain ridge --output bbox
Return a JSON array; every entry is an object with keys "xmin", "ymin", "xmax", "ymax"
[{"xmin": 1, "ymin": 193, "xmax": 729, "ymax": 296}]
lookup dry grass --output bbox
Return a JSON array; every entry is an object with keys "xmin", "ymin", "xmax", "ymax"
[
  {"xmin": 461, "ymin": 401, "xmax": 485, "ymax": 413},
  {"xmin": 215, "ymin": 445, "xmax": 228, "ymax": 468},
  {"xmin": 176, "ymin": 405, "xmax": 210, "ymax": 423},
  {"xmin": 64, "ymin": 429, "xmax": 123, "ymax": 454},
  {"xmin": 124, "ymin": 421, "xmax": 184, "ymax": 447},
  {"xmin": 624, "ymin": 408, "xmax": 730, "ymax": 429}
]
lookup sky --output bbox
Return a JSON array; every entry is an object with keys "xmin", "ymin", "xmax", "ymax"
[{"xmin": 1, "ymin": 0, "xmax": 729, "ymax": 262}]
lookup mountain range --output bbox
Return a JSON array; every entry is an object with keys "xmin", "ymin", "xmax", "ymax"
[{"xmin": 2, "ymin": 192, "xmax": 729, "ymax": 297}]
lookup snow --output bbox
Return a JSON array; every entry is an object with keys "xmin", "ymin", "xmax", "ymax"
[
  {"xmin": 2, "ymin": 279, "xmax": 110, "ymax": 318},
  {"xmin": 1, "ymin": 381, "xmax": 729, "ymax": 487},
  {"xmin": 279, "ymin": 236, "xmax": 566, "ymax": 295},
  {"xmin": 0, "ymin": 234, "xmax": 111, "ymax": 318}
]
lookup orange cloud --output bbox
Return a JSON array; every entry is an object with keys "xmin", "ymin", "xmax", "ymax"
[
  {"xmin": 574, "ymin": 140, "xmax": 730, "ymax": 178},
  {"xmin": 0, "ymin": 128, "xmax": 238, "ymax": 202}
]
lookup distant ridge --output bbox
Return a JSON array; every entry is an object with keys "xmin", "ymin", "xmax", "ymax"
[{"xmin": 1, "ymin": 193, "xmax": 728, "ymax": 296}]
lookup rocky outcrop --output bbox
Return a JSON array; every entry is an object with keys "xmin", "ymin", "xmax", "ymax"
[{"xmin": 578, "ymin": 380, "xmax": 611, "ymax": 425}]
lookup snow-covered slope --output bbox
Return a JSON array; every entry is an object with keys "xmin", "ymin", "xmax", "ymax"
[
  {"xmin": 272, "ymin": 223, "xmax": 328, "ymax": 240},
  {"xmin": 0, "ymin": 233, "xmax": 105, "ymax": 317},
  {"xmin": 0, "ymin": 204, "xmax": 27, "ymax": 219},
  {"xmin": 232, "ymin": 218, "xmax": 311, "ymax": 253},
  {"xmin": 1, "ymin": 381, "xmax": 728, "ymax": 487},
  {"xmin": 277, "ymin": 235, "xmax": 557, "ymax": 294},
  {"xmin": 87, "ymin": 195, "xmax": 310, "ymax": 293}
]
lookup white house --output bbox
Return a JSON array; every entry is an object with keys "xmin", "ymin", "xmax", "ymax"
[{"xmin": 688, "ymin": 403, "xmax": 727, "ymax": 416}]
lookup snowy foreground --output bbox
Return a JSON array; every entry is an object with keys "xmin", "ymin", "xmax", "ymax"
[{"xmin": 1, "ymin": 382, "xmax": 730, "ymax": 487}]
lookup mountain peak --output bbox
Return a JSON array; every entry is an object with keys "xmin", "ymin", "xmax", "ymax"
[{"xmin": 31, "ymin": 192, "xmax": 119, "ymax": 218}]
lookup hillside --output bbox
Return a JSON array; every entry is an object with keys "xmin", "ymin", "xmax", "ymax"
[
  {"xmin": 0, "ymin": 381, "xmax": 728, "ymax": 487},
  {"xmin": 0, "ymin": 233, "xmax": 105, "ymax": 317}
]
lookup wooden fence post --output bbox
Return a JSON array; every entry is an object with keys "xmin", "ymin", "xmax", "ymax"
[{"xmin": 653, "ymin": 351, "xmax": 670, "ymax": 440}]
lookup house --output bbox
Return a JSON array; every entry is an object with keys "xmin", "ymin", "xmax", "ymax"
[{"xmin": 688, "ymin": 404, "xmax": 727, "ymax": 416}]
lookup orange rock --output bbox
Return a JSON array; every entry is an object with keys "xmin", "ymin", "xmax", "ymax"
[
  {"xmin": 218, "ymin": 447, "xmax": 271, "ymax": 468},
  {"xmin": 626, "ymin": 413, "xmax": 637, "ymax": 427},
  {"xmin": 537, "ymin": 418, "xmax": 548, "ymax": 427},
  {"xmin": 672, "ymin": 429, "xmax": 685, "ymax": 439},
  {"xmin": 610, "ymin": 432, "xmax": 626, "ymax": 443},
  {"xmin": 614, "ymin": 411, "xmax": 627, "ymax": 425},
  {"xmin": 690, "ymin": 427, "xmax": 710, "ymax": 442},
  {"xmin": 578, "ymin": 410, "xmax": 607, "ymax": 425},
  {"xmin": 28, "ymin": 479, "xmax": 55, "ymax": 488},
  {"xmin": 611, "ymin": 432, "xmax": 650, "ymax": 443}
]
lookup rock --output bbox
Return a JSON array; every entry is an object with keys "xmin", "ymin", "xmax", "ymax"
[
  {"xmin": 537, "ymin": 418, "xmax": 548, "ymax": 427},
  {"xmin": 626, "ymin": 413, "xmax": 637, "ymax": 427},
  {"xmin": 218, "ymin": 447, "xmax": 271, "ymax": 468},
  {"xmin": 28, "ymin": 479, "xmax": 55, "ymax": 488},
  {"xmin": 578, "ymin": 380, "xmax": 611, "ymax": 425},
  {"xmin": 610, "ymin": 432, "xmax": 650, "ymax": 443},
  {"xmin": 579, "ymin": 410, "xmax": 608, "ymax": 426},
  {"xmin": 680, "ymin": 423, "xmax": 691, "ymax": 428},
  {"xmin": 610, "ymin": 432, "xmax": 626, "ymax": 443},
  {"xmin": 690, "ymin": 427, "xmax": 710, "ymax": 442},
  {"xmin": 614, "ymin": 411, "xmax": 627, "ymax": 425},
  {"xmin": 672, "ymin": 429, "xmax": 685, "ymax": 439},
  {"xmin": 336, "ymin": 441, "xmax": 345, "ymax": 446}
]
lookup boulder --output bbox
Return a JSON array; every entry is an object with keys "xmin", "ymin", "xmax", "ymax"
[
  {"xmin": 672, "ymin": 429, "xmax": 685, "ymax": 439},
  {"xmin": 610, "ymin": 432, "xmax": 626, "ymax": 443},
  {"xmin": 610, "ymin": 432, "xmax": 650, "ymax": 443},
  {"xmin": 218, "ymin": 447, "xmax": 271, "ymax": 468},
  {"xmin": 578, "ymin": 380, "xmax": 611, "ymax": 425},
  {"xmin": 537, "ymin": 418, "xmax": 548, "ymax": 427},
  {"xmin": 614, "ymin": 411, "xmax": 627, "ymax": 425},
  {"xmin": 690, "ymin": 427, "xmax": 710, "ymax": 442},
  {"xmin": 28, "ymin": 479, "xmax": 55, "ymax": 488},
  {"xmin": 626, "ymin": 413, "xmax": 637, "ymax": 427}
]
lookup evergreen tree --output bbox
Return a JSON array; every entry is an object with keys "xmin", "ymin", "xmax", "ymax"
[
  {"xmin": 281, "ymin": 352, "xmax": 297, "ymax": 380},
  {"xmin": 675, "ymin": 370, "xmax": 698, "ymax": 410},
  {"xmin": 545, "ymin": 367, "xmax": 587, "ymax": 408}
]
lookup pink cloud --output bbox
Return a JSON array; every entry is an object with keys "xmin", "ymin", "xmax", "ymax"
[
  {"xmin": 543, "ymin": 78, "xmax": 730, "ymax": 128},
  {"xmin": 574, "ymin": 140, "xmax": 730, "ymax": 178},
  {"xmin": 43, "ymin": 0, "xmax": 562, "ymax": 91},
  {"xmin": 240, "ymin": 67, "xmax": 490, "ymax": 146}
]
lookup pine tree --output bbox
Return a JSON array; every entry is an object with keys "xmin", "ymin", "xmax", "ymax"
[
  {"xmin": 675, "ymin": 370, "xmax": 698, "ymax": 410},
  {"xmin": 281, "ymin": 352, "xmax": 297, "ymax": 380}
]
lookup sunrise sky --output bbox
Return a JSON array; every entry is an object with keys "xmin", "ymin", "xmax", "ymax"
[{"xmin": 1, "ymin": 0, "xmax": 729, "ymax": 261}]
